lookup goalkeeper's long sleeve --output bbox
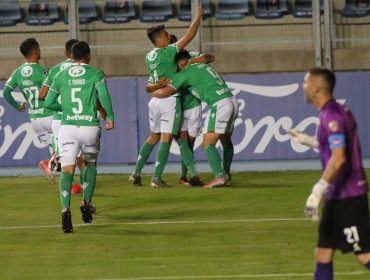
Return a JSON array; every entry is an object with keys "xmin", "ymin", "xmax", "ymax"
[
  {"xmin": 97, "ymin": 83, "xmax": 114, "ymax": 121},
  {"xmin": 3, "ymin": 86, "xmax": 21, "ymax": 110}
]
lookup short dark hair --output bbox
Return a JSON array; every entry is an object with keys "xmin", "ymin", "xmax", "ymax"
[
  {"xmin": 170, "ymin": 34, "xmax": 177, "ymax": 44},
  {"xmin": 72, "ymin": 41, "xmax": 90, "ymax": 60},
  {"xmin": 19, "ymin": 38, "xmax": 39, "ymax": 58},
  {"xmin": 147, "ymin": 25, "xmax": 165, "ymax": 44},
  {"xmin": 308, "ymin": 67, "xmax": 336, "ymax": 93},
  {"xmin": 65, "ymin": 39, "xmax": 79, "ymax": 54},
  {"xmin": 175, "ymin": 49, "xmax": 191, "ymax": 64}
]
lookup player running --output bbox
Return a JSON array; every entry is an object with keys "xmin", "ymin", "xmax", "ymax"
[
  {"xmin": 150, "ymin": 50, "xmax": 239, "ymax": 188},
  {"xmin": 44, "ymin": 41, "xmax": 114, "ymax": 234},
  {"xmin": 287, "ymin": 67, "xmax": 370, "ymax": 279},
  {"xmin": 2, "ymin": 38, "xmax": 54, "ymax": 181},
  {"xmin": 130, "ymin": 7, "xmax": 204, "ymax": 188}
]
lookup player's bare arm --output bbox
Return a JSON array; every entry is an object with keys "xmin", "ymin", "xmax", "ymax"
[
  {"xmin": 39, "ymin": 85, "xmax": 49, "ymax": 100},
  {"xmin": 177, "ymin": 6, "xmax": 204, "ymax": 51},
  {"xmin": 189, "ymin": 53, "xmax": 215, "ymax": 64},
  {"xmin": 146, "ymin": 77, "xmax": 171, "ymax": 93},
  {"xmin": 97, "ymin": 98, "xmax": 107, "ymax": 120},
  {"xmin": 18, "ymin": 102, "xmax": 27, "ymax": 112},
  {"xmin": 105, "ymin": 119, "xmax": 114, "ymax": 131},
  {"xmin": 150, "ymin": 85, "xmax": 175, "ymax": 98}
]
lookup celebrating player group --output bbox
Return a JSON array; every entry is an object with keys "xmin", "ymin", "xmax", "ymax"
[{"xmin": 3, "ymin": 5, "xmax": 370, "ymax": 279}]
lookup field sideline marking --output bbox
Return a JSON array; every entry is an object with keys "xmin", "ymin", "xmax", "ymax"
[
  {"xmin": 94, "ymin": 271, "xmax": 367, "ymax": 280},
  {"xmin": 0, "ymin": 217, "xmax": 310, "ymax": 230}
]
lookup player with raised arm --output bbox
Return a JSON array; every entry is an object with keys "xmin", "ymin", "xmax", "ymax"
[
  {"xmin": 2, "ymin": 38, "xmax": 54, "ymax": 181},
  {"xmin": 44, "ymin": 41, "xmax": 114, "ymax": 234},
  {"xmin": 288, "ymin": 67, "xmax": 370, "ymax": 279},
  {"xmin": 150, "ymin": 50, "xmax": 239, "ymax": 188},
  {"xmin": 130, "ymin": 7, "xmax": 204, "ymax": 188}
]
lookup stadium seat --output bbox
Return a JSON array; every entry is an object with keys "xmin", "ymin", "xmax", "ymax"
[
  {"xmin": 64, "ymin": 1, "xmax": 99, "ymax": 24},
  {"xmin": 292, "ymin": 0, "xmax": 324, "ymax": 18},
  {"xmin": 254, "ymin": 0, "xmax": 289, "ymax": 19},
  {"xmin": 178, "ymin": 0, "xmax": 212, "ymax": 21},
  {"xmin": 0, "ymin": 1, "xmax": 21, "ymax": 27},
  {"xmin": 102, "ymin": 0, "xmax": 136, "ymax": 23},
  {"xmin": 25, "ymin": 0, "xmax": 59, "ymax": 26},
  {"xmin": 139, "ymin": 0, "xmax": 173, "ymax": 22},
  {"xmin": 215, "ymin": 0, "xmax": 249, "ymax": 20},
  {"xmin": 341, "ymin": 0, "xmax": 370, "ymax": 17}
]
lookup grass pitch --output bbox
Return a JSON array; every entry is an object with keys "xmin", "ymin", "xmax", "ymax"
[{"xmin": 0, "ymin": 170, "xmax": 369, "ymax": 280}]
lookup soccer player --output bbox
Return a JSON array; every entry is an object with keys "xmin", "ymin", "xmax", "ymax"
[
  {"xmin": 157, "ymin": 34, "xmax": 214, "ymax": 185},
  {"xmin": 150, "ymin": 50, "xmax": 239, "ymax": 188},
  {"xmin": 130, "ymin": 7, "xmax": 204, "ymax": 188},
  {"xmin": 288, "ymin": 67, "xmax": 370, "ymax": 279},
  {"xmin": 2, "ymin": 38, "xmax": 54, "ymax": 181},
  {"xmin": 44, "ymin": 41, "xmax": 114, "ymax": 234},
  {"xmin": 39, "ymin": 39, "xmax": 79, "ymax": 174}
]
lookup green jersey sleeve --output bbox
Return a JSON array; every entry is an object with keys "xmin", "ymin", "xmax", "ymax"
[
  {"xmin": 5, "ymin": 70, "xmax": 18, "ymax": 90},
  {"xmin": 169, "ymin": 71, "xmax": 188, "ymax": 92}
]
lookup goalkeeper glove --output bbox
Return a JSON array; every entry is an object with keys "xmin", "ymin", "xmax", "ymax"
[
  {"xmin": 304, "ymin": 179, "xmax": 330, "ymax": 220},
  {"xmin": 285, "ymin": 128, "xmax": 318, "ymax": 148}
]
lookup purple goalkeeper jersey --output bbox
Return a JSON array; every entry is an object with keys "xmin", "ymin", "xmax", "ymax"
[{"xmin": 317, "ymin": 99, "xmax": 368, "ymax": 200}]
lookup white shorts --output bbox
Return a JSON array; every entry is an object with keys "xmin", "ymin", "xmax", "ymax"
[
  {"xmin": 148, "ymin": 96, "xmax": 180, "ymax": 134},
  {"xmin": 180, "ymin": 105, "xmax": 202, "ymax": 138},
  {"xmin": 30, "ymin": 116, "xmax": 53, "ymax": 145},
  {"xmin": 58, "ymin": 125, "xmax": 101, "ymax": 167},
  {"xmin": 52, "ymin": 119, "xmax": 61, "ymax": 148},
  {"xmin": 203, "ymin": 96, "xmax": 239, "ymax": 134}
]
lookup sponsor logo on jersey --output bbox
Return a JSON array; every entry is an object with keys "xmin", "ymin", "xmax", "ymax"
[
  {"xmin": 62, "ymin": 141, "xmax": 75, "ymax": 146},
  {"xmin": 66, "ymin": 114, "xmax": 93, "ymax": 122},
  {"xmin": 21, "ymin": 66, "xmax": 33, "ymax": 77},
  {"xmin": 60, "ymin": 62, "xmax": 73, "ymax": 71},
  {"xmin": 147, "ymin": 50, "xmax": 157, "ymax": 62},
  {"xmin": 28, "ymin": 108, "xmax": 44, "ymax": 115},
  {"xmin": 68, "ymin": 66, "xmax": 86, "ymax": 77},
  {"xmin": 216, "ymin": 87, "xmax": 229, "ymax": 95}
]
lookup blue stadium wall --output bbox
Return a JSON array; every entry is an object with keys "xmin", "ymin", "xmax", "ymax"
[{"xmin": 1, "ymin": 71, "xmax": 369, "ymax": 167}]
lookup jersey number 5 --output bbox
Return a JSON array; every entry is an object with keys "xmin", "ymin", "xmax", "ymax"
[{"xmin": 71, "ymin": 88, "xmax": 83, "ymax": 114}]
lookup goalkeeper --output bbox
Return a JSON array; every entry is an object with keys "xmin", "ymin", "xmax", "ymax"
[{"xmin": 287, "ymin": 67, "xmax": 370, "ymax": 279}]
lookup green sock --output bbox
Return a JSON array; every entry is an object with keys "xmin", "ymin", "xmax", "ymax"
[
  {"xmin": 82, "ymin": 164, "xmax": 97, "ymax": 203},
  {"xmin": 204, "ymin": 144, "xmax": 224, "ymax": 178},
  {"xmin": 177, "ymin": 139, "xmax": 197, "ymax": 177},
  {"xmin": 222, "ymin": 141, "xmax": 234, "ymax": 174},
  {"xmin": 180, "ymin": 160, "xmax": 188, "ymax": 178},
  {"xmin": 134, "ymin": 142, "xmax": 154, "ymax": 174},
  {"xmin": 79, "ymin": 168, "xmax": 85, "ymax": 186},
  {"xmin": 59, "ymin": 172, "xmax": 73, "ymax": 209},
  {"xmin": 153, "ymin": 142, "xmax": 170, "ymax": 180}
]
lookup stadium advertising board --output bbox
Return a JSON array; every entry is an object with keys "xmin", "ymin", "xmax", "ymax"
[{"xmin": 0, "ymin": 72, "xmax": 369, "ymax": 166}]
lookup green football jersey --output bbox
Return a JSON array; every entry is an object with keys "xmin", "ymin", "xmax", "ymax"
[
  {"xmin": 5, "ymin": 63, "xmax": 54, "ymax": 119},
  {"xmin": 180, "ymin": 51, "xmax": 201, "ymax": 111},
  {"xmin": 145, "ymin": 43, "xmax": 179, "ymax": 97},
  {"xmin": 170, "ymin": 63, "xmax": 233, "ymax": 106},
  {"xmin": 43, "ymin": 59, "xmax": 74, "ymax": 121},
  {"xmin": 49, "ymin": 63, "xmax": 109, "ymax": 126}
]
